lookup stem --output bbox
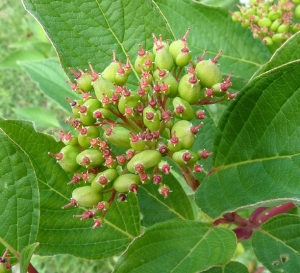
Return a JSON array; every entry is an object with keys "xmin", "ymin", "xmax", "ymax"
[
  {"xmin": 176, "ymin": 66, "xmax": 183, "ymax": 80},
  {"xmin": 0, "ymin": 238, "xmax": 19, "ymax": 260},
  {"xmin": 254, "ymin": 202, "xmax": 295, "ymax": 226},
  {"xmin": 223, "ymin": 212, "xmax": 248, "ymax": 227},
  {"xmin": 249, "ymin": 206, "xmax": 268, "ymax": 224},
  {"xmin": 179, "ymin": 166, "xmax": 200, "ymax": 191}
]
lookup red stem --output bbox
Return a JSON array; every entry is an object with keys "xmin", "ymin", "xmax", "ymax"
[{"xmin": 254, "ymin": 202, "xmax": 295, "ymax": 226}]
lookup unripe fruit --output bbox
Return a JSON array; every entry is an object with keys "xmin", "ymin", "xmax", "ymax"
[
  {"xmin": 79, "ymin": 98, "xmax": 102, "ymax": 125},
  {"xmin": 212, "ymin": 82, "xmax": 229, "ymax": 97},
  {"xmin": 130, "ymin": 132, "xmax": 146, "ymax": 151},
  {"xmin": 68, "ymin": 99, "xmax": 83, "ymax": 118},
  {"xmin": 231, "ymin": 11, "xmax": 242, "ymax": 23},
  {"xmin": 172, "ymin": 97, "xmax": 194, "ymax": 120},
  {"xmin": 113, "ymin": 173, "xmax": 140, "ymax": 193},
  {"xmin": 270, "ymin": 19, "xmax": 282, "ymax": 31},
  {"xmin": 78, "ymin": 126, "xmax": 100, "ymax": 148},
  {"xmin": 102, "ymin": 61, "xmax": 119, "ymax": 83},
  {"xmin": 118, "ymin": 91, "xmax": 139, "ymax": 115},
  {"xmin": 104, "ymin": 126, "xmax": 131, "ymax": 148},
  {"xmin": 178, "ymin": 73, "xmax": 201, "ymax": 105},
  {"xmin": 158, "ymin": 184, "xmax": 171, "ymax": 198},
  {"xmin": 172, "ymin": 149, "xmax": 198, "ymax": 166},
  {"xmin": 93, "ymin": 74, "xmax": 115, "ymax": 100},
  {"xmin": 176, "ymin": 48, "xmax": 192, "ymax": 67},
  {"xmin": 241, "ymin": 19, "xmax": 250, "ymax": 28},
  {"xmin": 69, "ymin": 68, "xmax": 93, "ymax": 92},
  {"xmin": 127, "ymin": 150, "xmax": 162, "ymax": 174},
  {"xmin": 257, "ymin": 17, "xmax": 272, "ymax": 28},
  {"xmin": 93, "ymin": 107, "xmax": 110, "ymax": 121},
  {"xmin": 71, "ymin": 186, "xmax": 103, "ymax": 208},
  {"xmin": 167, "ymin": 131, "xmax": 183, "ymax": 152},
  {"xmin": 169, "ymin": 39, "xmax": 184, "ymax": 59},
  {"xmin": 49, "ymin": 145, "xmax": 82, "ymax": 172},
  {"xmin": 195, "ymin": 53, "xmax": 223, "ymax": 88},
  {"xmin": 76, "ymin": 149, "xmax": 105, "ymax": 168},
  {"xmin": 272, "ymin": 33, "xmax": 287, "ymax": 43},
  {"xmin": 153, "ymin": 69, "xmax": 178, "ymax": 98},
  {"xmin": 155, "ymin": 47, "xmax": 174, "ymax": 71},
  {"xmin": 262, "ymin": 36, "xmax": 273, "ymax": 46},
  {"xmin": 91, "ymin": 168, "xmax": 118, "ymax": 192},
  {"xmin": 268, "ymin": 8, "xmax": 282, "ymax": 21},
  {"xmin": 134, "ymin": 45, "xmax": 155, "ymax": 73},
  {"xmin": 0, "ymin": 263, "xmax": 11, "ymax": 273},
  {"xmin": 143, "ymin": 106, "xmax": 161, "ymax": 132},
  {"xmin": 277, "ymin": 23, "xmax": 290, "ymax": 33},
  {"xmin": 171, "ymin": 120, "xmax": 195, "ymax": 149},
  {"xmin": 158, "ymin": 160, "xmax": 171, "ymax": 174}
]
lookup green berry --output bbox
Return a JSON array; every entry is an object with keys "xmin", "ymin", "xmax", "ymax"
[
  {"xmin": 257, "ymin": 17, "xmax": 272, "ymax": 28},
  {"xmin": 127, "ymin": 150, "xmax": 162, "ymax": 174},
  {"xmin": 79, "ymin": 98, "xmax": 102, "ymax": 126},
  {"xmin": 171, "ymin": 120, "xmax": 195, "ymax": 149},
  {"xmin": 155, "ymin": 47, "xmax": 174, "ymax": 71},
  {"xmin": 72, "ymin": 186, "xmax": 103, "ymax": 208},
  {"xmin": 76, "ymin": 149, "xmax": 105, "ymax": 168},
  {"xmin": 172, "ymin": 149, "xmax": 198, "ymax": 166},
  {"xmin": 178, "ymin": 72, "xmax": 201, "ymax": 104},
  {"xmin": 277, "ymin": 23, "xmax": 290, "ymax": 33},
  {"xmin": 195, "ymin": 51, "xmax": 223, "ymax": 88},
  {"xmin": 91, "ymin": 168, "xmax": 118, "ymax": 192},
  {"xmin": 268, "ymin": 8, "xmax": 282, "ymax": 21},
  {"xmin": 153, "ymin": 69, "xmax": 178, "ymax": 98},
  {"xmin": 49, "ymin": 145, "xmax": 82, "ymax": 173},
  {"xmin": 69, "ymin": 68, "xmax": 93, "ymax": 92},
  {"xmin": 113, "ymin": 173, "xmax": 140, "ymax": 193},
  {"xmin": 78, "ymin": 126, "xmax": 100, "ymax": 148},
  {"xmin": 262, "ymin": 36, "xmax": 273, "ymax": 46},
  {"xmin": 118, "ymin": 91, "xmax": 140, "ymax": 115},
  {"xmin": 172, "ymin": 97, "xmax": 194, "ymax": 120},
  {"xmin": 270, "ymin": 19, "xmax": 282, "ymax": 31},
  {"xmin": 143, "ymin": 106, "xmax": 161, "ymax": 132},
  {"xmin": 104, "ymin": 126, "xmax": 131, "ymax": 148},
  {"xmin": 130, "ymin": 132, "xmax": 146, "ymax": 151}
]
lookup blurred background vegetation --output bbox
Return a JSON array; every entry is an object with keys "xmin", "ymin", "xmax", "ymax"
[{"xmin": 0, "ymin": 0, "xmax": 68, "ymax": 134}]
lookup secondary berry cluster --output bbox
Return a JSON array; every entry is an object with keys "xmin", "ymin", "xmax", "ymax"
[
  {"xmin": 49, "ymin": 29, "xmax": 236, "ymax": 228},
  {"xmin": 231, "ymin": 0, "xmax": 300, "ymax": 46}
]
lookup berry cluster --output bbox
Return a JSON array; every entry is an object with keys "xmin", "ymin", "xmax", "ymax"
[
  {"xmin": 231, "ymin": 0, "xmax": 300, "ymax": 46},
  {"xmin": 49, "ymin": 29, "xmax": 236, "ymax": 228}
]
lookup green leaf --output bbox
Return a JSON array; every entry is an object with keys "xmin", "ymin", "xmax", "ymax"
[
  {"xmin": 0, "ymin": 120, "xmax": 41, "ymax": 253},
  {"xmin": 201, "ymin": 261, "xmax": 249, "ymax": 273},
  {"xmin": 252, "ymin": 31, "xmax": 300, "ymax": 79},
  {"xmin": 0, "ymin": 119, "xmax": 140, "ymax": 259},
  {"xmin": 195, "ymin": 60, "xmax": 300, "ymax": 218},
  {"xmin": 138, "ymin": 172, "xmax": 195, "ymax": 227},
  {"xmin": 114, "ymin": 220, "xmax": 237, "ymax": 273},
  {"xmin": 19, "ymin": 58, "xmax": 80, "ymax": 113},
  {"xmin": 23, "ymin": 0, "xmax": 174, "ymax": 82},
  {"xmin": 252, "ymin": 214, "xmax": 300, "ymax": 272},
  {"xmin": 195, "ymin": 0, "xmax": 238, "ymax": 10},
  {"xmin": 155, "ymin": 0, "xmax": 271, "ymax": 86},
  {"xmin": 13, "ymin": 107, "xmax": 61, "ymax": 128},
  {"xmin": 20, "ymin": 243, "xmax": 40, "ymax": 273},
  {"xmin": 0, "ymin": 50, "xmax": 46, "ymax": 68}
]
